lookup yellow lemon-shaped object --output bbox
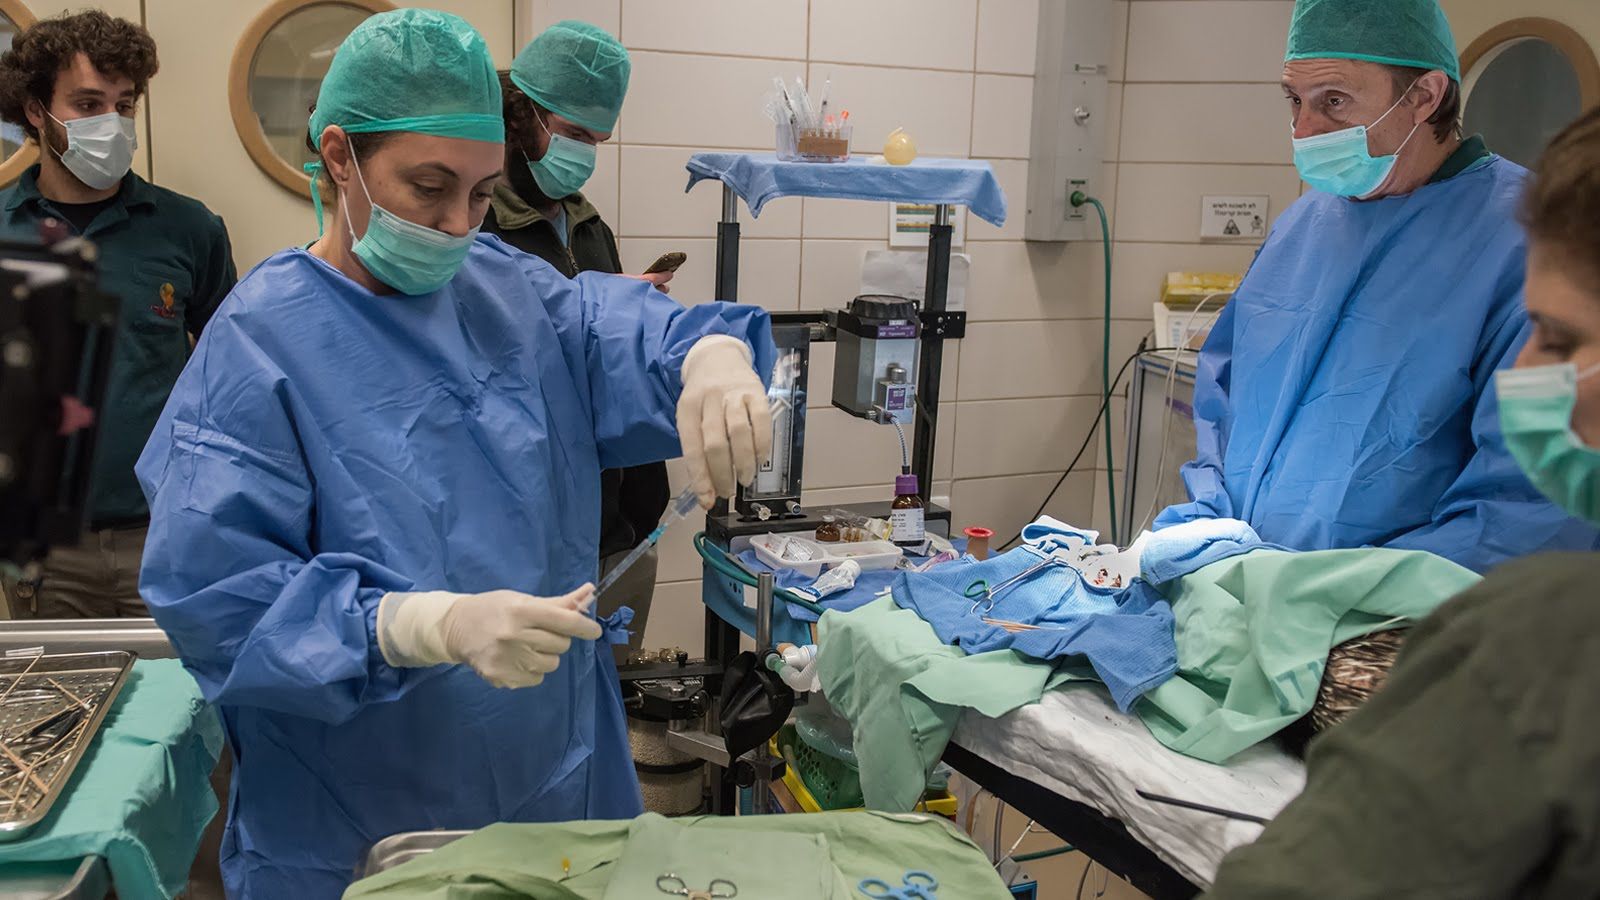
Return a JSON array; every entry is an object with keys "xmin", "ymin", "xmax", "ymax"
[{"xmin": 884, "ymin": 127, "xmax": 917, "ymax": 165}]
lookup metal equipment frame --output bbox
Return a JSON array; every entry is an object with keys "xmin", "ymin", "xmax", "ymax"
[
  {"xmin": 694, "ymin": 184, "xmax": 966, "ymax": 814},
  {"xmin": 944, "ymin": 742, "xmax": 1200, "ymax": 899}
]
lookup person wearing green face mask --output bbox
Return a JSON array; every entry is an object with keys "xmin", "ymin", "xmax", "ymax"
[
  {"xmin": 485, "ymin": 21, "xmax": 673, "ymax": 663},
  {"xmin": 1497, "ymin": 112, "xmax": 1600, "ymax": 524},
  {"xmin": 487, "ymin": 22, "xmax": 647, "ymax": 284},
  {"xmin": 136, "ymin": 11, "xmax": 777, "ymax": 896},
  {"xmin": 1155, "ymin": 0, "xmax": 1600, "ymax": 575},
  {"xmin": 1204, "ymin": 107, "xmax": 1600, "ymax": 900}
]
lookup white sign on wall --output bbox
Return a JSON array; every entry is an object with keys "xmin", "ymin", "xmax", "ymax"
[
  {"xmin": 888, "ymin": 202, "xmax": 967, "ymax": 248},
  {"xmin": 1200, "ymin": 195, "xmax": 1269, "ymax": 240}
]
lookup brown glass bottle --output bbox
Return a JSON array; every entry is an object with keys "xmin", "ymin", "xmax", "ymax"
[{"xmin": 890, "ymin": 473, "xmax": 925, "ymax": 548}]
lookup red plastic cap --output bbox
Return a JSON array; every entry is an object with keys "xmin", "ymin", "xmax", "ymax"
[{"xmin": 964, "ymin": 527, "xmax": 995, "ymax": 539}]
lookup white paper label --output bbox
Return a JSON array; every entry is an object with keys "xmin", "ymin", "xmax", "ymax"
[
  {"xmin": 890, "ymin": 507, "xmax": 926, "ymax": 543},
  {"xmin": 1200, "ymin": 195, "xmax": 1269, "ymax": 239}
]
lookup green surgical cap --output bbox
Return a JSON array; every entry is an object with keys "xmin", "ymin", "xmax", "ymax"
[
  {"xmin": 509, "ymin": 20, "xmax": 631, "ymax": 133},
  {"xmin": 1285, "ymin": 0, "xmax": 1461, "ymax": 82},
  {"xmin": 309, "ymin": 8, "xmax": 504, "ymax": 150}
]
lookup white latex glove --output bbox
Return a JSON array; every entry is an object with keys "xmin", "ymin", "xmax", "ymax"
[
  {"xmin": 377, "ymin": 585, "xmax": 603, "ymax": 688},
  {"xmin": 677, "ymin": 335, "xmax": 772, "ymax": 508}
]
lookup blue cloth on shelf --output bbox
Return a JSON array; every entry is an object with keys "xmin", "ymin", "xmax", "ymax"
[
  {"xmin": 685, "ymin": 154, "xmax": 1007, "ymax": 225},
  {"xmin": 734, "ymin": 550, "xmax": 901, "ymax": 623},
  {"xmin": 701, "ymin": 568, "xmax": 812, "ymax": 648}
]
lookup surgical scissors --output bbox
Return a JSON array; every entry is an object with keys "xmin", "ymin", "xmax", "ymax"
[
  {"xmin": 858, "ymin": 869, "xmax": 938, "ymax": 899},
  {"xmin": 656, "ymin": 874, "xmax": 737, "ymax": 899},
  {"xmin": 965, "ymin": 551, "xmax": 1069, "ymax": 615}
]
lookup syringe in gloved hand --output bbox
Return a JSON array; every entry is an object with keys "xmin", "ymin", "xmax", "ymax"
[{"xmin": 592, "ymin": 350, "xmax": 803, "ymax": 603}]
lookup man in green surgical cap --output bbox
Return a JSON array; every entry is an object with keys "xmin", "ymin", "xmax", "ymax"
[
  {"xmin": 484, "ymin": 20, "xmax": 669, "ymax": 664},
  {"xmin": 1155, "ymin": 0, "xmax": 1599, "ymax": 572}
]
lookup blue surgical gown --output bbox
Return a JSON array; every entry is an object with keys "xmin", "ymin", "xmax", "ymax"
[
  {"xmin": 135, "ymin": 236, "xmax": 776, "ymax": 899},
  {"xmin": 1156, "ymin": 156, "xmax": 1600, "ymax": 572}
]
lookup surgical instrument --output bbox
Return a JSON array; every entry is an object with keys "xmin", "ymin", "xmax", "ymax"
[
  {"xmin": 966, "ymin": 552, "xmax": 1069, "ymax": 615},
  {"xmin": 980, "ymin": 617, "xmax": 1070, "ymax": 634},
  {"xmin": 656, "ymin": 873, "xmax": 738, "ymax": 899},
  {"xmin": 595, "ymin": 351, "xmax": 803, "ymax": 603},
  {"xmin": 1135, "ymin": 789, "xmax": 1270, "ymax": 825},
  {"xmin": 593, "ymin": 487, "xmax": 700, "ymax": 601},
  {"xmin": 858, "ymin": 869, "xmax": 938, "ymax": 899}
]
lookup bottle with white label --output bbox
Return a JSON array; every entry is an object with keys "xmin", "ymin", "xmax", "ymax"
[{"xmin": 890, "ymin": 473, "xmax": 926, "ymax": 548}]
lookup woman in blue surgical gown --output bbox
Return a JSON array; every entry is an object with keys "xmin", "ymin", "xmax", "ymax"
[{"xmin": 135, "ymin": 11, "xmax": 775, "ymax": 898}]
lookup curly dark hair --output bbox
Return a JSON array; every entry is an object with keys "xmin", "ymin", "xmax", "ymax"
[
  {"xmin": 0, "ymin": 10, "xmax": 159, "ymax": 141},
  {"xmin": 497, "ymin": 69, "xmax": 541, "ymax": 148}
]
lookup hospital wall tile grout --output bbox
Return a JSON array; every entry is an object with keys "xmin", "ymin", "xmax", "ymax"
[
  {"xmin": 119, "ymin": 0, "xmax": 1282, "ymax": 664},
  {"xmin": 111, "ymin": 0, "xmax": 1600, "ymax": 702}
]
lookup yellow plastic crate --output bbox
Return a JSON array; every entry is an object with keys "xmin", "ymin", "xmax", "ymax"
[{"xmin": 770, "ymin": 736, "xmax": 959, "ymax": 819}]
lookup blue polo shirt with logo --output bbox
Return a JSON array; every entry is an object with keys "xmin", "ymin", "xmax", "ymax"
[{"xmin": 0, "ymin": 165, "xmax": 236, "ymax": 524}]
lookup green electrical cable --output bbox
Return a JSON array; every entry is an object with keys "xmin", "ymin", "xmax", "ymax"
[
  {"xmin": 1011, "ymin": 845, "xmax": 1077, "ymax": 864},
  {"xmin": 692, "ymin": 532, "xmax": 828, "ymax": 617},
  {"xmin": 1071, "ymin": 191, "xmax": 1118, "ymax": 541}
]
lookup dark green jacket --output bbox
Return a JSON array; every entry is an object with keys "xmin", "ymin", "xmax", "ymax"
[
  {"xmin": 0, "ymin": 166, "xmax": 236, "ymax": 524},
  {"xmin": 1207, "ymin": 552, "xmax": 1600, "ymax": 899},
  {"xmin": 482, "ymin": 183, "xmax": 669, "ymax": 558}
]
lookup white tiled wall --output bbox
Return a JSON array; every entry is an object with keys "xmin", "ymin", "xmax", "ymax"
[
  {"xmin": 76, "ymin": 0, "xmax": 1591, "ymax": 665},
  {"xmin": 510, "ymin": 0, "xmax": 1076, "ymax": 652},
  {"xmin": 1090, "ymin": 0, "xmax": 1298, "ymax": 541},
  {"xmin": 578, "ymin": 0, "xmax": 1600, "ymax": 656},
  {"xmin": 134, "ymin": 0, "xmax": 1308, "ymax": 658},
  {"xmin": 512, "ymin": 0, "xmax": 1307, "ymax": 654}
]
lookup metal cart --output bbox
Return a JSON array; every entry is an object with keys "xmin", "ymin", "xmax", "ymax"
[
  {"xmin": 672, "ymin": 163, "xmax": 977, "ymax": 816},
  {"xmin": 0, "ymin": 620, "xmax": 192, "ymax": 900}
]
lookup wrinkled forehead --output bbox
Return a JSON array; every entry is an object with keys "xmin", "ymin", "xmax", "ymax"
[{"xmin": 1281, "ymin": 58, "xmax": 1393, "ymax": 96}]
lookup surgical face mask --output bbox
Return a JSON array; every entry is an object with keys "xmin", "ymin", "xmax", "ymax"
[
  {"xmin": 48, "ymin": 111, "xmax": 137, "ymax": 190},
  {"xmin": 1290, "ymin": 82, "xmax": 1422, "ymax": 199},
  {"xmin": 1496, "ymin": 361, "xmax": 1600, "ymax": 525},
  {"xmin": 525, "ymin": 113, "xmax": 596, "ymax": 198},
  {"xmin": 343, "ymin": 147, "xmax": 477, "ymax": 296}
]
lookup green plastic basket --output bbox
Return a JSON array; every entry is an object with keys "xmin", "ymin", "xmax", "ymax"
[{"xmin": 777, "ymin": 724, "xmax": 864, "ymax": 810}]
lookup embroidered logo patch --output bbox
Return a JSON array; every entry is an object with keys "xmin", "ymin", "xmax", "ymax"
[{"xmin": 151, "ymin": 282, "xmax": 177, "ymax": 319}]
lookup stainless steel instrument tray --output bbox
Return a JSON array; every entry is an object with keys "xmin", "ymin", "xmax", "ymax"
[
  {"xmin": 0, "ymin": 620, "xmax": 175, "ymax": 659},
  {"xmin": 0, "ymin": 651, "xmax": 136, "ymax": 842},
  {"xmin": 359, "ymin": 830, "xmax": 472, "ymax": 878}
]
